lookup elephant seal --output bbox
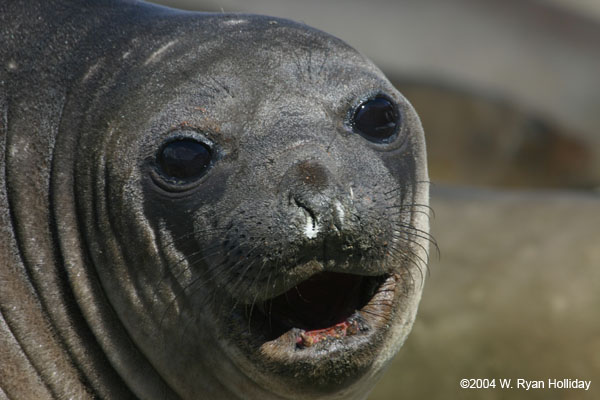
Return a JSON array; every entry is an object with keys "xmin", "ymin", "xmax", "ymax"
[{"xmin": 0, "ymin": 0, "xmax": 431, "ymax": 399}]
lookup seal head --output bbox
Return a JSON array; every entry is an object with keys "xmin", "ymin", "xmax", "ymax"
[
  {"xmin": 67, "ymin": 13, "xmax": 429, "ymax": 400},
  {"xmin": 2, "ymin": 2, "xmax": 430, "ymax": 399}
]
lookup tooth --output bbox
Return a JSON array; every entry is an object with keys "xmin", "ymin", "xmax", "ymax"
[{"xmin": 299, "ymin": 332, "xmax": 315, "ymax": 347}]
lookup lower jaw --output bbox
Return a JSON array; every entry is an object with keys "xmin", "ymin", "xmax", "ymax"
[{"xmin": 211, "ymin": 272, "xmax": 405, "ymax": 395}]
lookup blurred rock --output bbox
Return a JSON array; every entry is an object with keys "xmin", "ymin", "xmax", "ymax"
[{"xmin": 394, "ymin": 80, "xmax": 599, "ymax": 189}]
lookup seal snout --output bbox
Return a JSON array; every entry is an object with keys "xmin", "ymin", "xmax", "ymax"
[{"xmin": 284, "ymin": 159, "xmax": 352, "ymax": 239}]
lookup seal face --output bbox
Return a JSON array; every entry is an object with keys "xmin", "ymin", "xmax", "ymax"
[
  {"xmin": 129, "ymin": 23, "xmax": 430, "ymax": 396},
  {"xmin": 0, "ymin": 1, "xmax": 430, "ymax": 399}
]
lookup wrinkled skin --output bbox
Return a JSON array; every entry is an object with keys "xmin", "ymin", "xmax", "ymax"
[{"xmin": 0, "ymin": 0, "xmax": 430, "ymax": 399}]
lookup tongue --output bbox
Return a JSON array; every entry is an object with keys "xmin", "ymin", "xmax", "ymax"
[{"xmin": 269, "ymin": 272, "xmax": 364, "ymax": 331}]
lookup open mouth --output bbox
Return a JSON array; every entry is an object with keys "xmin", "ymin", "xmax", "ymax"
[{"xmin": 249, "ymin": 271, "xmax": 394, "ymax": 349}]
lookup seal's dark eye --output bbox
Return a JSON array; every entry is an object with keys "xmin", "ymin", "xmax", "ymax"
[
  {"xmin": 353, "ymin": 97, "xmax": 400, "ymax": 143},
  {"xmin": 157, "ymin": 139, "xmax": 212, "ymax": 181}
]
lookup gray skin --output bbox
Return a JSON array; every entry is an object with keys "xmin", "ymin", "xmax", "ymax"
[{"xmin": 0, "ymin": 1, "xmax": 430, "ymax": 399}]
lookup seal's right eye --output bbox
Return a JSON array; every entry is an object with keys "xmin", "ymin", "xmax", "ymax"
[{"xmin": 157, "ymin": 139, "xmax": 212, "ymax": 181}]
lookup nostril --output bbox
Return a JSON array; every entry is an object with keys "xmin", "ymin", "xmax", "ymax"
[
  {"xmin": 283, "ymin": 160, "xmax": 346, "ymax": 239},
  {"xmin": 293, "ymin": 197, "xmax": 320, "ymax": 239},
  {"xmin": 293, "ymin": 198, "xmax": 316, "ymax": 225}
]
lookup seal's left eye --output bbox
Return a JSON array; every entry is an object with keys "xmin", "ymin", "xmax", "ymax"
[
  {"xmin": 352, "ymin": 97, "xmax": 400, "ymax": 143},
  {"xmin": 157, "ymin": 139, "xmax": 212, "ymax": 181}
]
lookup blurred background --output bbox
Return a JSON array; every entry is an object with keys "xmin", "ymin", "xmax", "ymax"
[{"xmin": 149, "ymin": 1, "xmax": 600, "ymax": 398}]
